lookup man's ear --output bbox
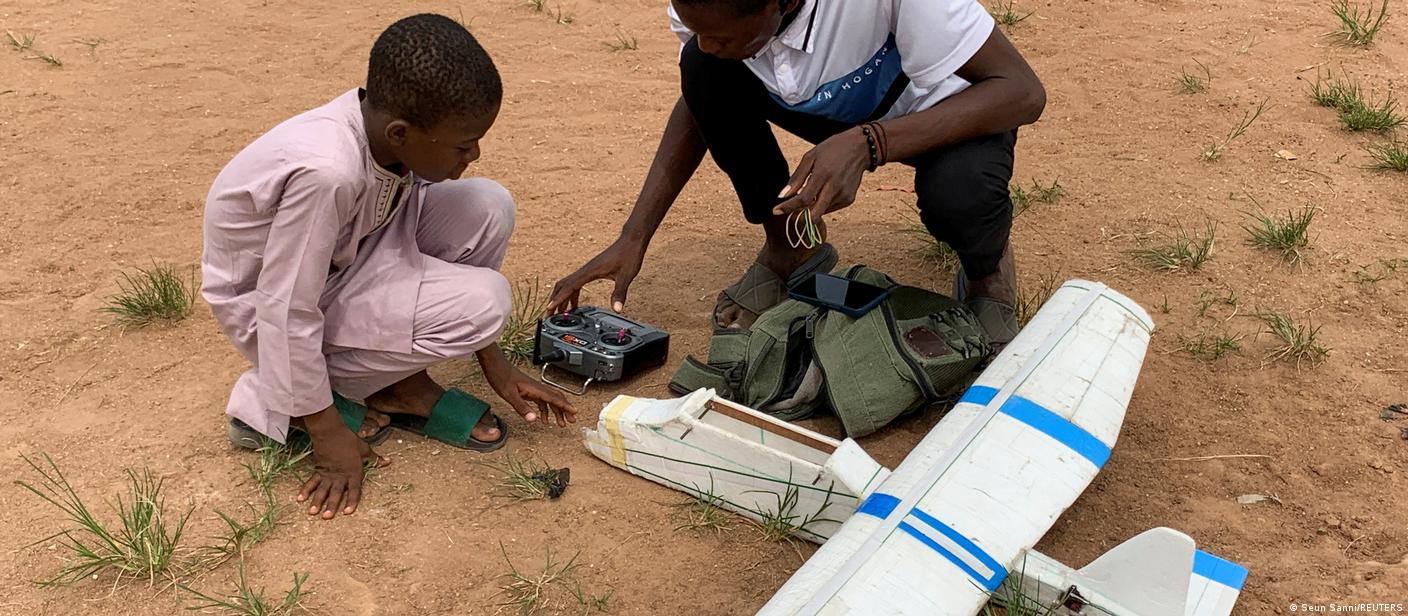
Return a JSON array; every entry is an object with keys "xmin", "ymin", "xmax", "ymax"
[{"xmin": 384, "ymin": 119, "xmax": 412, "ymax": 147}]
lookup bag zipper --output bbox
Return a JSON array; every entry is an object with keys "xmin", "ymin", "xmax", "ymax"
[{"xmin": 882, "ymin": 300, "xmax": 937, "ymax": 401}]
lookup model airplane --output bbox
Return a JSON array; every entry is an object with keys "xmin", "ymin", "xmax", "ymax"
[{"xmin": 581, "ymin": 280, "xmax": 1247, "ymax": 616}]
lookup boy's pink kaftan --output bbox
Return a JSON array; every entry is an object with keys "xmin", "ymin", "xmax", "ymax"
[{"xmin": 201, "ymin": 88, "xmax": 513, "ymax": 442}]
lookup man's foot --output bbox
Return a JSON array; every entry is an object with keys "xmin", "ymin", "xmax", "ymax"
[
  {"xmin": 365, "ymin": 371, "xmax": 502, "ymax": 442},
  {"xmin": 956, "ymin": 245, "xmax": 1020, "ymax": 349},
  {"xmin": 715, "ymin": 215, "xmax": 838, "ymax": 329},
  {"xmin": 715, "ymin": 241, "xmax": 824, "ymax": 328}
]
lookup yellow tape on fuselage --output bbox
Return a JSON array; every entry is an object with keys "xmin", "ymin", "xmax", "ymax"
[{"xmin": 600, "ymin": 395, "xmax": 636, "ymax": 467}]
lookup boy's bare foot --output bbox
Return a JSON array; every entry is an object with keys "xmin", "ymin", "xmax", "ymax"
[{"xmin": 365, "ymin": 370, "xmax": 502, "ymax": 442}]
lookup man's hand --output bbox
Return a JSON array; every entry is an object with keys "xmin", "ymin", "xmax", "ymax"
[
  {"xmin": 547, "ymin": 237, "xmax": 647, "ymax": 314},
  {"xmin": 772, "ymin": 127, "xmax": 871, "ymax": 222},
  {"xmin": 478, "ymin": 344, "xmax": 579, "ymax": 426},
  {"xmin": 296, "ymin": 406, "xmax": 389, "ymax": 520}
]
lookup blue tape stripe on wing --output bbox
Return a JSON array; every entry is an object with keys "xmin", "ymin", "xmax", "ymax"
[
  {"xmin": 998, "ymin": 396, "xmax": 1112, "ymax": 468},
  {"xmin": 957, "ymin": 384, "xmax": 999, "ymax": 407},
  {"xmin": 896, "ymin": 521, "xmax": 1005, "ymax": 592},
  {"xmin": 907, "ymin": 507, "xmax": 1007, "ymax": 590},
  {"xmin": 1194, "ymin": 550, "xmax": 1249, "ymax": 590},
  {"xmin": 856, "ymin": 492, "xmax": 900, "ymax": 519},
  {"xmin": 954, "ymin": 384, "xmax": 1112, "ymax": 468}
]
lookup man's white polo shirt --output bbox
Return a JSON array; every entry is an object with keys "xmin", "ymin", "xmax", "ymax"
[{"xmin": 669, "ymin": 0, "xmax": 995, "ymax": 123}]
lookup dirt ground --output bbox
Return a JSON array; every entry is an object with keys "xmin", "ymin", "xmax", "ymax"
[{"xmin": 1, "ymin": 0, "xmax": 1406, "ymax": 613}]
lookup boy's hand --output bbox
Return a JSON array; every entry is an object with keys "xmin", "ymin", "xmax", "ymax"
[
  {"xmin": 547, "ymin": 237, "xmax": 647, "ymax": 315},
  {"xmin": 772, "ymin": 127, "xmax": 870, "ymax": 222},
  {"xmin": 296, "ymin": 406, "xmax": 389, "ymax": 520},
  {"xmin": 479, "ymin": 344, "xmax": 579, "ymax": 426}
]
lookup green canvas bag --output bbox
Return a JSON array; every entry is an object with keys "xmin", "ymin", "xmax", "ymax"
[{"xmin": 669, "ymin": 264, "xmax": 990, "ymax": 437}]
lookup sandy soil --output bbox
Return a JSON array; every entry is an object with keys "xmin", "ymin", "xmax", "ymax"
[{"xmin": 1, "ymin": 0, "xmax": 1405, "ymax": 613}]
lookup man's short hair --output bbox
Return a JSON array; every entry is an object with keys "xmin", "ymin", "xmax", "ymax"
[
  {"xmin": 673, "ymin": 0, "xmax": 776, "ymax": 17},
  {"xmin": 366, "ymin": 14, "xmax": 503, "ymax": 128}
]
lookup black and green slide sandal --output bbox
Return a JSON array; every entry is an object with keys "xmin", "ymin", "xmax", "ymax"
[
  {"xmin": 387, "ymin": 388, "xmax": 508, "ymax": 453},
  {"xmin": 227, "ymin": 392, "xmax": 393, "ymax": 450}
]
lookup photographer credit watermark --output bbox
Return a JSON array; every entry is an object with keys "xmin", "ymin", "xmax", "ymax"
[{"xmin": 1289, "ymin": 603, "xmax": 1405, "ymax": 613}]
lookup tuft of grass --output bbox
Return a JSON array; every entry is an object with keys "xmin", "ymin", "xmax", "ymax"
[
  {"xmin": 900, "ymin": 224, "xmax": 960, "ymax": 271},
  {"xmin": 1176, "ymin": 59, "xmax": 1212, "ymax": 94},
  {"xmin": 1202, "ymin": 99, "xmax": 1268, "ymax": 161},
  {"xmin": 1330, "ymin": 0, "xmax": 1390, "ymax": 46},
  {"xmin": 525, "ymin": 0, "xmax": 547, "ymax": 11},
  {"xmin": 1242, "ymin": 201, "xmax": 1316, "ymax": 265},
  {"xmin": 196, "ymin": 490, "xmax": 283, "ymax": 570},
  {"xmin": 76, "ymin": 37, "xmax": 105, "ymax": 56},
  {"xmin": 497, "ymin": 544, "xmax": 583, "ymax": 616},
  {"xmin": 988, "ymin": 0, "xmax": 1034, "ymax": 26},
  {"xmin": 503, "ymin": 277, "xmax": 549, "ymax": 365},
  {"xmin": 1337, "ymin": 91, "xmax": 1405, "ymax": 133},
  {"xmin": 1157, "ymin": 295, "xmax": 1172, "ymax": 314},
  {"xmin": 748, "ymin": 482, "xmax": 839, "ymax": 544},
  {"xmin": 1255, "ymin": 311, "xmax": 1330, "ymax": 365},
  {"xmin": 1180, "ymin": 331, "xmax": 1243, "ymax": 360},
  {"xmin": 553, "ymin": 7, "xmax": 575, "ymax": 25},
  {"xmin": 483, "ymin": 455, "xmax": 566, "ymax": 502},
  {"xmin": 1309, "ymin": 71, "xmax": 1363, "ymax": 109},
  {"xmin": 101, "ymin": 263, "xmax": 197, "ymax": 328},
  {"xmin": 1195, "ymin": 290, "xmax": 1239, "ymax": 318},
  {"xmin": 671, "ymin": 479, "xmax": 735, "ymax": 536},
  {"xmin": 16, "ymin": 453, "xmax": 192, "ymax": 586},
  {"xmin": 243, "ymin": 437, "xmax": 311, "ymax": 493},
  {"xmin": 573, "ymin": 584, "xmax": 613, "ymax": 613},
  {"xmin": 5, "ymin": 30, "xmax": 35, "ymax": 51},
  {"xmin": 982, "ymin": 559, "xmax": 1063, "ymax": 616},
  {"xmin": 603, "ymin": 30, "xmax": 638, "ymax": 52},
  {"xmin": 33, "ymin": 49, "xmax": 61, "ymax": 66},
  {"xmin": 1364, "ymin": 141, "xmax": 1408, "ymax": 171},
  {"xmin": 1015, "ymin": 273, "xmax": 1060, "ymax": 326},
  {"xmin": 1132, "ymin": 220, "xmax": 1217, "ymax": 271},
  {"xmin": 1011, "ymin": 179, "xmax": 1064, "ymax": 216},
  {"xmin": 179, "ymin": 565, "xmax": 308, "ymax": 616}
]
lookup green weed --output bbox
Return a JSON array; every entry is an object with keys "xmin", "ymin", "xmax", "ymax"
[
  {"xmin": 503, "ymin": 277, "xmax": 549, "ymax": 365},
  {"xmin": 1177, "ymin": 59, "xmax": 1211, "ymax": 94},
  {"xmin": 180, "ymin": 565, "xmax": 308, "ymax": 616},
  {"xmin": 483, "ymin": 455, "xmax": 566, "ymax": 502},
  {"xmin": 1255, "ymin": 311, "xmax": 1330, "ymax": 365},
  {"xmin": 243, "ymin": 437, "xmax": 311, "ymax": 493},
  {"xmin": 1202, "ymin": 99, "xmax": 1268, "ymax": 161},
  {"xmin": 1364, "ymin": 141, "xmax": 1408, "ymax": 171},
  {"xmin": 1180, "ymin": 331, "xmax": 1243, "ymax": 360},
  {"xmin": 1132, "ymin": 220, "xmax": 1217, "ymax": 271},
  {"xmin": 1338, "ymin": 92, "xmax": 1405, "ymax": 133},
  {"xmin": 1330, "ymin": 0, "xmax": 1390, "ymax": 45},
  {"xmin": 1015, "ymin": 273, "xmax": 1060, "ymax": 327},
  {"xmin": 671, "ymin": 479, "xmax": 735, "ymax": 536},
  {"xmin": 497, "ymin": 544, "xmax": 584, "ymax": 616},
  {"xmin": 1242, "ymin": 201, "xmax": 1316, "ymax": 264},
  {"xmin": 989, "ymin": 0, "xmax": 1034, "ymax": 26},
  {"xmin": 603, "ymin": 30, "xmax": 638, "ymax": 52},
  {"xmin": 17, "ymin": 453, "xmax": 192, "ymax": 586},
  {"xmin": 101, "ymin": 263, "xmax": 197, "ymax": 328},
  {"xmin": 1011, "ymin": 179, "xmax": 1064, "ymax": 216}
]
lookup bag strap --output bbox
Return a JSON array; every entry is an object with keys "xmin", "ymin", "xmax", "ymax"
[{"xmin": 669, "ymin": 356, "xmax": 742, "ymax": 398}]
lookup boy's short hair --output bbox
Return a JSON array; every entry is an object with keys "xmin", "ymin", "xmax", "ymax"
[{"xmin": 366, "ymin": 14, "xmax": 502, "ymax": 128}]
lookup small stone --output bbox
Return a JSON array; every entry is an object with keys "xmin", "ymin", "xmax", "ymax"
[{"xmin": 1324, "ymin": 516, "xmax": 1341, "ymax": 528}]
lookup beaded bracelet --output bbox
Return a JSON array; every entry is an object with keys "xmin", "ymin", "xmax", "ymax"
[{"xmin": 861, "ymin": 124, "xmax": 880, "ymax": 172}]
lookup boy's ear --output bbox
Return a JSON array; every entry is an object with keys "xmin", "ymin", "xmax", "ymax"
[{"xmin": 384, "ymin": 119, "xmax": 412, "ymax": 147}]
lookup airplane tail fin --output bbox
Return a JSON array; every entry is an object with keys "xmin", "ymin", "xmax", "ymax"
[{"xmin": 1067, "ymin": 527, "xmax": 1247, "ymax": 616}]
